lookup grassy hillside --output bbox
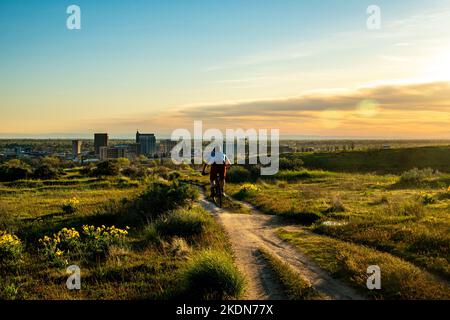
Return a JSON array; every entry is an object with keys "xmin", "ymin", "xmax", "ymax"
[
  {"xmin": 0, "ymin": 167, "xmax": 244, "ymax": 300},
  {"xmin": 225, "ymin": 167, "xmax": 450, "ymax": 299},
  {"xmin": 299, "ymin": 146, "xmax": 450, "ymax": 173}
]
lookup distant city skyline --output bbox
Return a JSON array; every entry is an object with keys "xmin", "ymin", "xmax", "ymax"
[{"xmin": 1, "ymin": 0, "xmax": 450, "ymax": 139}]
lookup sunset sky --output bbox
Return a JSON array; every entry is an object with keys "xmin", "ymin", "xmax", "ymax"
[{"xmin": 1, "ymin": 0, "xmax": 450, "ymax": 138}]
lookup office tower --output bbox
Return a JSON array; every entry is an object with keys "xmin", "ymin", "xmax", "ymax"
[
  {"xmin": 99, "ymin": 146, "xmax": 127, "ymax": 161},
  {"xmin": 72, "ymin": 140, "xmax": 82, "ymax": 157},
  {"xmin": 94, "ymin": 133, "xmax": 108, "ymax": 155},
  {"xmin": 136, "ymin": 131, "xmax": 156, "ymax": 156}
]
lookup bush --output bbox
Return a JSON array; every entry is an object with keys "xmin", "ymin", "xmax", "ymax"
[
  {"xmin": 226, "ymin": 166, "xmax": 252, "ymax": 183},
  {"xmin": 62, "ymin": 197, "xmax": 80, "ymax": 214},
  {"xmin": 0, "ymin": 160, "xmax": 32, "ymax": 182},
  {"xmin": 155, "ymin": 208, "xmax": 210, "ymax": 239},
  {"xmin": 39, "ymin": 225, "xmax": 129, "ymax": 265},
  {"xmin": 180, "ymin": 250, "xmax": 245, "ymax": 300},
  {"xmin": 39, "ymin": 227, "xmax": 81, "ymax": 266},
  {"xmin": 81, "ymin": 225, "xmax": 129, "ymax": 260},
  {"xmin": 136, "ymin": 180, "xmax": 198, "ymax": 217},
  {"xmin": 122, "ymin": 166, "xmax": 148, "ymax": 179},
  {"xmin": 33, "ymin": 164, "xmax": 60, "ymax": 180},
  {"xmin": 93, "ymin": 160, "xmax": 120, "ymax": 177},
  {"xmin": 279, "ymin": 156, "xmax": 304, "ymax": 171},
  {"xmin": 233, "ymin": 183, "xmax": 260, "ymax": 200},
  {"xmin": 400, "ymin": 168, "xmax": 436, "ymax": 184},
  {"xmin": 0, "ymin": 230, "xmax": 23, "ymax": 267}
]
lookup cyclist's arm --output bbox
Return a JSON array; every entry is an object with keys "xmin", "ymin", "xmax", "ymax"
[{"xmin": 224, "ymin": 155, "xmax": 231, "ymax": 168}]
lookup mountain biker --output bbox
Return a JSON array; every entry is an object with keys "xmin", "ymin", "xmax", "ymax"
[{"xmin": 202, "ymin": 146, "xmax": 231, "ymax": 197}]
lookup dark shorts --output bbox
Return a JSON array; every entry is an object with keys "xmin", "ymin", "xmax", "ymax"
[{"xmin": 210, "ymin": 164, "xmax": 226, "ymax": 181}]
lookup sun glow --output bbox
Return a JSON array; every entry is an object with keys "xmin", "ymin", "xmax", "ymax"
[{"xmin": 426, "ymin": 49, "xmax": 450, "ymax": 81}]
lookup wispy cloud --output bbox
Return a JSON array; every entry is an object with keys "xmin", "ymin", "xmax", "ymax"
[{"xmin": 80, "ymin": 81, "xmax": 450, "ymax": 139}]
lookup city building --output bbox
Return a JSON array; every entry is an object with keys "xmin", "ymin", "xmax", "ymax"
[
  {"xmin": 94, "ymin": 133, "xmax": 108, "ymax": 155},
  {"xmin": 72, "ymin": 140, "xmax": 82, "ymax": 158},
  {"xmin": 136, "ymin": 131, "xmax": 156, "ymax": 156},
  {"xmin": 99, "ymin": 146, "xmax": 127, "ymax": 161},
  {"xmin": 158, "ymin": 139, "xmax": 178, "ymax": 157}
]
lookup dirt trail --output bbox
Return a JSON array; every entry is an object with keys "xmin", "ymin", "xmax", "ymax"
[{"xmin": 198, "ymin": 193, "xmax": 365, "ymax": 300}]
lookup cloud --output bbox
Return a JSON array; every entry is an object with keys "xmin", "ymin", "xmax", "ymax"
[
  {"xmin": 77, "ymin": 81, "xmax": 450, "ymax": 139},
  {"xmin": 176, "ymin": 81, "xmax": 450, "ymax": 118}
]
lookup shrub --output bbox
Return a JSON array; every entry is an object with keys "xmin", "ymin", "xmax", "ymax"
[
  {"xmin": 39, "ymin": 225, "xmax": 129, "ymax": 265},
  {"xmin": 0, "ymin": 230, "xmax": 23, "ymax": 267},
  {"xmin": 400, "ymin": 168, "xmax": 436, "ymax": 184},
  {"xmin": 33, "ymin": 164, "xmax": 60, "ymax": 180},
  {"xmin": 122, "ymin": 165, "xmax": 148, "ymax": 179},
  {"xmin": 279, "ymin": 156, "xmax": 304, "ymax": 171},
  {"xmin": 155, "ymin": 208, "xmax": 209, "ymax": 239},
  {"xmin": 39, "ymin": 227, "xmax": 81, "ymax": 266},
  {"xmin": 226, "ymin": 166, "xmax": 252, "ymax": 183},
  {"xmin": 81, "ymin": 225, "xmax": 129, "ymax": 259},
  {"xmin": 62, "ymin": 197, "xmax": 80, "ymax": 214},
  {"xmin": 93, "ymin": 160, "xmax": 120, "ymax": 177},
  {"xmin": 136, "ymin": 180, "xmax": 198, "ymax": 217},
  {"xmin": 233, "ymin": 183, "xmax": 260, "ymax": 200},
  {"xmin": 180, "ymin": 250, "xmax": 245, "ymax": 300},
  {"xmin": 0, "ymin": 160, "xmax": 32, "ymax": 182}
]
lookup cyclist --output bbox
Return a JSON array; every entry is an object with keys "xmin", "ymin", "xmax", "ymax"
[{"xmin": 202, "ymin": 146, "xmax": 231, "ymax": 197}]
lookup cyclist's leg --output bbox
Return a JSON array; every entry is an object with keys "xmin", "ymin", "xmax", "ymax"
[
  {"xmin": 209, "ymin": 165, "xmax": 216, "ymax": 197},
  {"xmin": 218, "ymin": 164, "xmax": 226, "ymax": 195}
]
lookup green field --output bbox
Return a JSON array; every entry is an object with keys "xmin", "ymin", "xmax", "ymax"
[
  {"xmin": 1, "ymin": 144, "xmax": 450, "ymax": 300},
  {"xmin": 299, "ymin": 145, "xmax": 450, "ymax": 173},
  {"xmin": 0, "ymin": 166, "xmax": 244, "ymax": 300},
  {"xmin": 223, "ymin": 149, "xmax": 450, "ymax": 299}
]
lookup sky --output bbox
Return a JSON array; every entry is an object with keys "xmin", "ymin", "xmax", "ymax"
[{"xmin": 1, "ymin": 0, "xmax": 450, "ymax": 139}]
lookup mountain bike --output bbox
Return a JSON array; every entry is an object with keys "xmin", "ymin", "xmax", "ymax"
[
  {"xmin": 202, "ymin": 170, "xmax": 223, "ymax": 208},
  {"xmin": 211, "ymin": 172, "xmax": 223, "ymax": 208}
]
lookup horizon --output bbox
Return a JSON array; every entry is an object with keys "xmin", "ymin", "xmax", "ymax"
[{"xmin": 1, "ymin": 0, "xmax": 450, "ymax": 138}]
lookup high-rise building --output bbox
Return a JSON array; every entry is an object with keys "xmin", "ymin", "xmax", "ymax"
[
  {"xmin": 72, "ymin": 140, "xmax": 82, "ymax": 158},
  {"xmin": 136, "ymin": 131, "xmax": 156, "ymax": 156},
  {"xmin": 99, "ymin": 146, "xmax": 127, "ymax": 161},
  {"xmin": 94, "ymin": 133, "xmax": 108, "ymax": 156}
]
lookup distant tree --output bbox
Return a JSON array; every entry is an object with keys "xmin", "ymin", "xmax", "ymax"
[
  {"xmin": 0, "ymin": 160, "xmax": 32, "ymax": 181},
  {"xmin": 33, "ymin": 164, "xmax": 60, "ymax": 180},
  {"xmin": 93, "ymin": 160, "xmax": 120, "ymax": 177},
  {"xmin": 279, "ymin": 157, "xmax": 304, "ymax": 171}
]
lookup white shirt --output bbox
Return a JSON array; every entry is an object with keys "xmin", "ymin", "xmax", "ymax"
[{"xmin": 205, "ymin": 151, "xmax": 230, "ymax": 165}]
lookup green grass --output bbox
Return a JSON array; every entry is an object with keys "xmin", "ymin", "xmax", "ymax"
[
  {"xmin": 277, "ymin": 228, "xmax": 450, "ymax": 300},
  {"xmin": 258, "ymin": 248, "xmax": 323, "ymax": 300},
  {"xmin": 226, "ymin": 170, "xmax": 450, "ymax": 281},
  {"xmin": 178, "ymin": 249, "xmax": 245, "ymax": 300},
  {"xmin": 299, "ymin": 145, "xmax": 450, "ymax": 174},
  {"xmin": 0, "ymin": 168, "xmax": 243, "ymax": 300}
]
